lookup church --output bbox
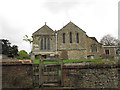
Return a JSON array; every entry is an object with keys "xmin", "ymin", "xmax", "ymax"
[{"xmin": 31, "ymin": 22, "xmax": 117, "ymax": 60}]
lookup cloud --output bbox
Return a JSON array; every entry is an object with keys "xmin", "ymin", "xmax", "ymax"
[
  {"xmin": 43, "ymin": 0, "xmax": 96, "ymax": 15},
  {"xmin": 1, "ymin": 19, "xmax": 21, "ymax": 43},
  {"xmin": 0, "ymin": 17, "xmax": 31, "ymax": 52},
  {"xmin": 43, "ymin": 0, "xmax": 80, "ymax": 13}
]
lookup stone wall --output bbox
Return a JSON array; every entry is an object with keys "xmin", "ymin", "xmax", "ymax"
[
  {"xmin": 58, "ymin": 50, "xmax": 87, "ymax": 60},
  {"xmin": 32, "ymin": 24, "xmax": 56, "ymax": 56},
  {"xmin": 2, "ymin": 64, "xmax": 33, "ymax": 88},
  {"xmin": 63, "ymin": 64, "xmax": 119, "ymax": 88},
  {"xmin": 102, "ymin": 46, "xmax": 117, "ymax": 59},
  {"xmin": 86, "ymin": 36, "xmax": 103, "ymax": 59},
  {"xmin": 2, "ymin": 63, "xmax": 119, "ymax": 89},
  {"xmin": 57, "ymin": 22, "xmax": 87, "ymax": 59},
  {"xmin": 67, "ymin": 50, "xmax": 87, "ymax": 59},
  {"xmin": 57, "ymin": 22, "xmax": 86, "ymax": 51}
]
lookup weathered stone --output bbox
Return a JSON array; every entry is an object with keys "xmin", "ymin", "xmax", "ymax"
[{"xmin": 63, "ymin": 67, "xmax": 119, "ymax": 88}]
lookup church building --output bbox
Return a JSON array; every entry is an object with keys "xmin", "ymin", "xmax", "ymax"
[{"xmin": 31, "ymin": 22, "xmax": 117, "ymax": 60}]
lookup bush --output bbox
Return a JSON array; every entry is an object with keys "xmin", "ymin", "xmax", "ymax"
[{"xmin": 18, "ymin": 50, "xmax": 30, "ymax": 59}]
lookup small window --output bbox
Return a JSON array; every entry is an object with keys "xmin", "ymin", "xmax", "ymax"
[
  {"xmin": 105, "ymin": 50, "xmax": 109, "ymax": 55},
  {"xmin": 70, "ymin": 32, "xmax": 72, "ymax": 43},
  {"xmin": 91, "ymin": 44, "xmax": 97, "ymax": 52},
  {"xmin": 76, "ymin": 33, "xmax": 79, "ymax": 43},
  {"xmin": 41, "ymin": 39, "xmax": 43, "ymax": 50},
  {"xmin": 63, "ymin": 33, "xmax": 65, "ymax": 43}
]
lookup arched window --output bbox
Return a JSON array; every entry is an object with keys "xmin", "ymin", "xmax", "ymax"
[
  {"xmin": 91, "ymin": 44, "xmax": 97, "ymax": 52},
  {"xmin": 70, "ymin": 32, "xmax": 72, "ymax": 43},
  {"xmin": 41, "ymin": 39, "xmax": 43, "ymax": 50},
  {"xmin": 63, "ymin": 33, "xmax": 65, "ymax": 43},
  {"xmin": 105, "ymin": 50, "xmax": 109, "ymax": 55},
  {"xmin": 44, "ymin": 37, "xmax": 46, "ymax": 49},
  {"xmin": 76, "ymin": 33, "xmax": 79, "ymax": 43},
  {"xmin": 48, "ymin": 38, "xmax": 50, "ymax": 50}
]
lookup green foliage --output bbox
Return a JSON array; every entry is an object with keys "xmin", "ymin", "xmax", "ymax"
[
  {"xmin": 33, "ymin": 59, "xmax": 39, "ymax": 64},
  {"xmin": 18, "ymin": 50, "xmax": 30, "ymax": 59},
  {"xmin": 1, "ymin": 39, "xmax": 18, "ymax": 58},
  {"xmin": 23, "ymin": 35, "xmax": 33, "ymax": 44},
  {"xmin": 33, "ymin": 59, "xmax": 117, "ymax": 64}
]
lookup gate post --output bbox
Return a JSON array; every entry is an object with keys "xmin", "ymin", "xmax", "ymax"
[
  {"xmin": 31, "ymin": 55, "xmax": 35, "ymax": 63},
  {"xmin": 39, "ymin": 58, "xmax": 43, "ymax": 87},
  {"xmin": 61, "ymin": 58, "xmax": 63, "ymax": 86}
]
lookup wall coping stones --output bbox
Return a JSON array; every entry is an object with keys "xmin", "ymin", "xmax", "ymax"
[
  {"xmin": 63, "ymin": 63, "xmax": 120, "ymax": 69},
  {"xmin": 2, "ymin": 62, "xmax": 32, "ymax": 66},
  {"xmin": 1, "ymin": 61, "xmax": 120, "ymax": 69}
]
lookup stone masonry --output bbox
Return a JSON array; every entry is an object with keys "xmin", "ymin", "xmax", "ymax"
[{"xmin": 31, "ymin": 21, "xmax": 117, "ymax": 60}]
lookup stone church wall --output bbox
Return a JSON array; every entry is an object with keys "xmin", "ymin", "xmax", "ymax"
[
  {"xmin": 57, "ymin": 22, "xmax": 87, "ymax": 59},
  {"xmin": 86, "ymin": 36, "xmax": 103, "ymax": 59},
  {"xmin": 57, "ymin": 22, "xmax": 86, "ymax": 51},
  {"xmin": 67, "ymin": 50, "xmax": 87, "ymax": 59}
]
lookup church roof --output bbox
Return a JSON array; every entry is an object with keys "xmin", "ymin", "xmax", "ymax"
[
  {"xmin": 58, "ymin": 21, "xmax": 86, "ymax": 33},
  {"xmin": 89, "ymin": 37, "xmax": 98, "ymax": 42},
  {"xmin": 32, "ymin": 24, "xmax": 54, "ymax": 36},
  {"xmin": 89, "ymin": 37, "xmax": 102, "ymax": 45}
]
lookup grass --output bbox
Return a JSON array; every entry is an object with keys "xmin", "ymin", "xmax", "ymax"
[
  {"xmin": 33, "ymin": 59, "xmax": 40, "ymax": 64},
  {"xmin": 33, "ymin": 59, "xmax": 118, "ymax": 64}
]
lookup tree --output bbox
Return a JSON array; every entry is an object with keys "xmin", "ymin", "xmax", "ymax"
[
  {"xmin": 1, "ymin": 39, "xmax": 18, "ymax": 58},
  {"xmin": 18, "ymin": 50, "xmax": 30, "ymax": 59},
  {"xmin": 1, "ymin": 39, "xmax": 11, "ymax": 55},
  {"xmin": 10, "ymin": 45, "xmax": 18, "ymax": 57},
  {"xmin": 23, "ymin": 35, "xmax": 33, "ymax": 44},
  {"xmin": 23, "ymin": 35, "xmax": 35, "ymax": 53},
  {"xmin": 100, "ymin": 34, "xmax": 118, "ymax": 46}
]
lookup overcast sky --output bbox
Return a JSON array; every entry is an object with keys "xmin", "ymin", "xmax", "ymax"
[{"xmin": 0, "ymin": 0, "xmax": 119, "ymax": 53}]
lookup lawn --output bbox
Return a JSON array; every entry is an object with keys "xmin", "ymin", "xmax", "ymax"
[{"xmin": 33, "ymin": 59, "xmax": 118, "ymax": 64}]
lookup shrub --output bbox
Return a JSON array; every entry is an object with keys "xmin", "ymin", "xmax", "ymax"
[{"xmin": 18, "ymin": 50, "xmax": 30, "ymax": 59}]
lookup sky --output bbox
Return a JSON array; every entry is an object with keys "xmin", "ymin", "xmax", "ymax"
[{"xmin": 0, "ymin": 0, "xmax": 119, "ymax": 53}]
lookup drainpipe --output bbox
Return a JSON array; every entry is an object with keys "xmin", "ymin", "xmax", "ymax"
[{"xmin": 56, "ymin": 32, "xmax": 57, "ymax": 55}]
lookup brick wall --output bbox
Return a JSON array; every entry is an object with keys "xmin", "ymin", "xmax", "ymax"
[{"xmin": 2, "ymin": 64, "xmax": 33, "ymax": 88}]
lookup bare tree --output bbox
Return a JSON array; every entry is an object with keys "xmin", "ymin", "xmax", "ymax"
[{"xmin": 100, "ymin": 34, "xmax": 118, "ymax": 46}]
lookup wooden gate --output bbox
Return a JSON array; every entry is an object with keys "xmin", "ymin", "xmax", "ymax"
[{"xmin": 33, "ymin": 58, "xmax": 63, "ymax": 88}]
